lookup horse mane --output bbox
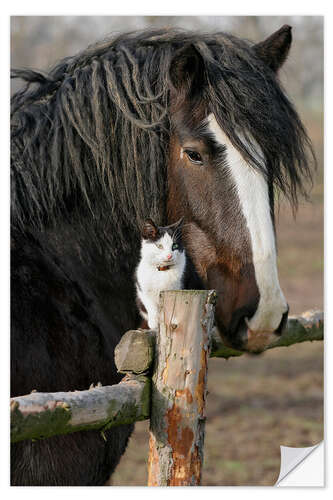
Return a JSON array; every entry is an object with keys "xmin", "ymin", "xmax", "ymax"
[{"xmin": 11, "ymin": 28, "xmax": 315, "ymax": 241}]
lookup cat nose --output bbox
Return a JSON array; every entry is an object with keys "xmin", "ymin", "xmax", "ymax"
[{"xmin": 167, "ymin": 254, "xmax": 172, "ymax": 260}]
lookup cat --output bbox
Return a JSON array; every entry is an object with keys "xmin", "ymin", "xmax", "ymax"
[{"xmin": 135, "ymin": 218, "xmax": 186, "ymax": 330}]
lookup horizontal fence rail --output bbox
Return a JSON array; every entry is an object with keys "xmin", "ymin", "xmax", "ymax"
[
  {"xmin": 211, "ymin": 309, "xmax": 323, "ymax": 359},
  {"xmin": 11, "ymin": 375, "xmax": 150, "ymax": 443}
]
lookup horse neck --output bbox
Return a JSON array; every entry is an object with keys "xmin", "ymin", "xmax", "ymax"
[{"xmin": 15, "ymin": 213, "xmax": 140, "ymax": 328}]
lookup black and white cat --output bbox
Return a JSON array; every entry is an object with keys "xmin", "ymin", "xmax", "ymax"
[{"xmin": 135, "ymin": 218, "xmax": 186, "ymax": 330}]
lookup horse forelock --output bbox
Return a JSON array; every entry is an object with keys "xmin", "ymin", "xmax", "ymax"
[{"xmin": 11, "ymin": 28, "xmax": 315, "ymax": 245}]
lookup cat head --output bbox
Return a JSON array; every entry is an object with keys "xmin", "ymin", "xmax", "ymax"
[{"xmin": 140, "ymin": 218, "xmax": 185, "ymax": 268}]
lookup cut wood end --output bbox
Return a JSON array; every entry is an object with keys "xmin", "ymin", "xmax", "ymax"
[{"xmin": 115, "ymin": 329, "xmax": 155, "ymax": 374}]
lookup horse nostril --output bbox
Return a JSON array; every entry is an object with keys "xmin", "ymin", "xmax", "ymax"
[{"xmin": 275, "ymin": 307, "xmax": 289, "ymax": 335}]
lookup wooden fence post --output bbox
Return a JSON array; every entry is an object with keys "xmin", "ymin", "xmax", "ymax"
[{"xmin": 147, "ymin": 290, "xmax": 216, "ymax": 486}]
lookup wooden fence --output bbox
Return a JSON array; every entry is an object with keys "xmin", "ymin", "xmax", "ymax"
[{"xmin": 10, "ymin": 290, "xmax": 323, "ymax": 486}]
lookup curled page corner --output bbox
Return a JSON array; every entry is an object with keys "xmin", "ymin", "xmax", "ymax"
[{"xmin": 276, "ymin": 441, "xmax": 324, "ymax": 486}]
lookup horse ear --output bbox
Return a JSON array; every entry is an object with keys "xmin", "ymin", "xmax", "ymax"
[
  {"xmin": 142, "ymin": 219, "xmax": 159, "ymax": 240},
  {"xmin": 253, "ymin": 25, "xmax": 292, "ymax": 73},
  {"xmin": 169, "ymin": 44, "xmax": 205, "ymax": 93}
]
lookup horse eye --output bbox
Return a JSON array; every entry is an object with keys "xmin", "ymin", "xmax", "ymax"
[{"xmin": 184, "ymin": 149, "xmax": 203, "ymax": 165}]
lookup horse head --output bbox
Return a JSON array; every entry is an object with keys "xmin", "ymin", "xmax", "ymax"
[{"xmin": 167, "ymin": 26, "xmax": 309, "ymax": 352}]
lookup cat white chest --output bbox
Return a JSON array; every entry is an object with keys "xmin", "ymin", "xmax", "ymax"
[{"xmin": 137, "ymin": 262, "xmax": 184, "ymax": 299}]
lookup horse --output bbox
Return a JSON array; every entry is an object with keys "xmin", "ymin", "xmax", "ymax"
[{"xmin": 11, "ymin": 25, "xmax": 314, "ymax": 485}]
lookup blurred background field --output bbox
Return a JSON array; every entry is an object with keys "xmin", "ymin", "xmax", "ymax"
[{"xmin": 11, "ymin": 16, "xmax": 323, "ymax": 486}]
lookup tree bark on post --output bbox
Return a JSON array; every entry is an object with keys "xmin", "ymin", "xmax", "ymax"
[{"xmin": 147, "ymin": 290, "xmax": 216, "ymax": 486}]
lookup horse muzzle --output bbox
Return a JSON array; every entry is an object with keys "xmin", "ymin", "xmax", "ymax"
[{"xmin": 215, "ymin": 308, "xmax": 289, "ymax": 353}]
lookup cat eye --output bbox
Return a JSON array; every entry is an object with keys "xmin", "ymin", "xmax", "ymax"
[
  {"xmin": 184, "ymin": 149, "xmax": 203, "ymax": 165},
  {"xmin": 156, "ymin": 243, "xmax": 163, "ymax": 249},
  {"xmin": 172, "ymin": 243, "xmax": 179, "ymax": 250}
]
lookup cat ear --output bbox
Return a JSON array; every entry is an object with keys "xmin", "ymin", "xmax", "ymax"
[
  {"xmin": 142, "ymin": 219, "xmax": 159, "ymax": 240},
  {"xmin": 253, "ymin": 25, "xmax": 292, "ymax": 73},
  {"xmin": 169, "ymin": 217, "xmax": 184, "ymax": 230}
]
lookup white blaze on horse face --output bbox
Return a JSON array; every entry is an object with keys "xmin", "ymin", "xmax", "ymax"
[{"xmin": 207, "ymin": 114, "xmax": 288, "ymax": 333}]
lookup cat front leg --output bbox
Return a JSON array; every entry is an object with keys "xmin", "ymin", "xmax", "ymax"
[
  {"xmin": 143, "ymin": 297, "xmax": 159, "ymax": 330},
  {"xmin": 148, "ymin": 314, "xmax": 159, "ymax": 330}
]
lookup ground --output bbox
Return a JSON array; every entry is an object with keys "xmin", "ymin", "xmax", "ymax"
[{"xmin": 111, "ymin": 110, "xmax": 323, "ymax": 486}]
